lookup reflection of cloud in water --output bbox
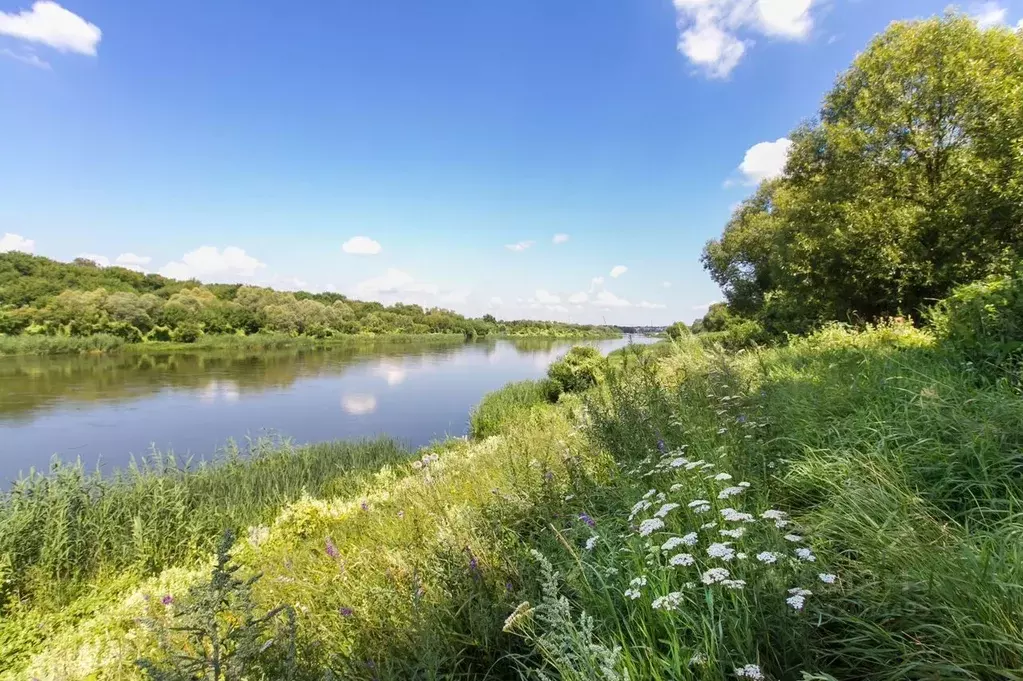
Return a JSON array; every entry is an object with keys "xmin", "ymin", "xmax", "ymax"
[
  {"xmin": 373, "ymin": 361, "xmax": 407, "ymax": 386},
  {"xmin": 341, "ymin": 394, "xmax": 377, "ymax": 415},
  {"xmin": 199, "ymin": 380, "xmax": 240, "ymax": 403}
]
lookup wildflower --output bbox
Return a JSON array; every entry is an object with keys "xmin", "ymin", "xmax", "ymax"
[
  {"xmin": 655, "ymin": 492, "xmax": 667, "ymax": 502},
  {"xmin": 721, "ymin": 579, "xmax": 746, "ymax": 590},
  {"xmin": 701, "ymin": 567, "xmax": 730, "ymax": 584},
  {"xmin": 643, "ymin": 489, "xmax": 658, "ymax": 500},
  {"xmin": 638, "ymin": 518, "xmax": 665, "ymax": 536},
  {"xmin": 340, "ymin": 606, "xmax": 354, "ymax": 617},
  {"xmin": 706, "ymin": 542, "xmax": 736, "ymax": 561},
  {"xmin": 795, "ymin": 548, "xmax": 817, "ymax": 562},
  {"xmin": 503, "ymin": 601, "xmax": 534, "ymax": 632},
  {"xmin": 700, "ymin": 522, "xmax": 717, "ymax": 530},
  {"xmin": 689, "ymin": 652, "xmax": 708, "ymax": 666},
  {"xmin": 761, "ymin": 509, "xmax": 787, "ymax": 521},
  {"xmin": 735, "ymin": 664, "xmax": 765, "ymax": 680},
  {"xmin": 756, "ymin": 551, "xmax": 781, "ymax": 564},
  {"xmin": 630, "ymin": 576, "xmax": 647, "ymax": 588},
  {"xmin": 629, "ymin": 499, "xmax": 653, "ymax": 519},
  {"xmin": 789, "ymin": 587, "xmax": 812, "ymax": 596},
  {"xmin": 412, "ymin": 460, "xmax": 423, "ymax": 470},
  {"xmin": 624, "ymin": 588, "xmax": 642, "ymax": 600},
  {"xmin": 818, "ymin": 573, "xmax": 837, "ymax": 584},
  {"xmin": 784, "ymin": 534, "xmax": 803, "ymax": 543},
  {"xmin": 720, "ymin": 508, "xmax": 754, "ymax": 523},
  {"xmin": 669, "ymin": 457, "xmax": 689, "ymax": 468},
  {"xmin": 651, "ymin": 591, "xmax": 685, "ymax": 610},
  {"xmin": 669, "ymin": 552, "xmax": 695, "ymax": 567},
  {"xmin": 604, "ymin": 566, "xmax": 618, "ymax": 576},
  {"xmin": 786, "ymin": 594, "xmax": 807, "ymax": 610},
  {"xmin": 718, "ymin": 486, "xmax": 746, "ymax": 499},
  {"xmin": 585, "ymin": 536, "xmax": 599, "ymax": 551},
  {"xmin": 717, "ymin": 428, "xmax": 728, "ymax": 434},
  {"xmin": 661, "ymin": 535, "xmax": 687, "ymax": 551},
  {"xmin": 564, "ymin": 494, "xmax": 575, "ymax": 501},
  {"xmin": 736, "ymin": 552, "xmax": 747, "ymax": 559},
  {"xmin": 670, "ymin": 483, "xmax": 684, "ymax": 492},
  {"xmin": 654, "ymin": 503, "xmax": 680, "ymax": 519},
  {"xmin": 397, "ymin": 510, "xmax": 405, "ymax": 519},
  {"xmin": 685, "ymin": 460, "xmax": 706, "ymax": 470},
  {"xmin": 468, "ymin": 556, "xmax": 481, "ymax": 579},
  {"xmin": 325, "ymin": 537, "xmax": 341, "ymax": 560},
  {"xmin": 713, "ymin": 472, "xmax": 733, "ymax": 481},
  {"xmin": 719, "ymin": 527, "xmax": 746, "ymax": 539},
  {"xmin": 579, "ymin": 513, "xmax": 596, "ymax": 528},
  {"xmin": 161, "ymin": 595, "xmax": 173, "ymax": 606},
  {"xmin": 738, "ymin": 481, "xmax": 751, "ymax": 488},
  {"xmin": 737, "ymin": 414, "xmax": 747, "ymax": 424},
  {"xmin": 361, "ymin": 500, "xmax": 369, "ymax": 511},
  {"xmin": 689, "ymin": 499, "xmax": 712, "ymax": 513},
  {"xmin": 657, "ymin": 438, "xmax": 666, "ymax": 453}
]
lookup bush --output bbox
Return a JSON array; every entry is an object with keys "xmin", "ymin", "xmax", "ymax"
[
  {"xmin": 930, "ymin": 270, "xmax": 1023, "ymax": 367},
  {"xmin": 664, "ymin": 321, "xmax": 690, "ymax": 340},
  {"xmin": 546, "ymin": 346, "xmax": 606, "ymax": 393},
  {"xmin": 468, "ymin": 380, "xmax": 547, "ymax": 439},
  {"xmin": 169, "ymin": 322, "xmax": 203, "ymax": 344},
  {"xmin": 539, "ymin": 377, "xmax": 564, "ymax": 403}
]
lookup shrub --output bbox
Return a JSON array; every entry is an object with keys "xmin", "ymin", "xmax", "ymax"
[
  {"xmin": 547, "ymin": 346, "xmax": 606, "ymax": 393},
  {"xmin": 664, "ymin": 321, "xmax": 690, "ymax": 340},
  {"xmin": 169, "ymin": 322, "xmax": 204, "ymax": 344},
  {"xmin": 539, "ymin": 377, "xmax": 564, "ymax": 403},
  {"xmin": 930, "ymin": 270, "xmax": 1023, "ymax": 366},
  {"xmin": 468, "ymin": 380, "xmax": 547, "ymax": 439}
]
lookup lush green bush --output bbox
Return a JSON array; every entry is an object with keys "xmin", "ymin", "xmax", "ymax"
[
  {"xmin": 546, "ymin": 345, "xmax": 606, "ymax": 393},
  {"xmin": 930, "ymin": 270, "xmax": 1023, "ymax": 366},
  {"xmin": 468, "ymin": 379, "xmax": 547, "ymax": 439},
  {"xmin": 664, "ymin": 321, "xmax": 690, "ymax": 340}
]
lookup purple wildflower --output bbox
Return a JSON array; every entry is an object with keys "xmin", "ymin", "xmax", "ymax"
[
  {"xmin": 657, "ymin": 438, "xmax": 666, "ymax": 453},
  {"xmin": 360, "ymin": 500, "xmax": 369, "ymax": 511},
  {"xmin": 340, "ymin": 607, "xmax": 354, "ymax": 617},
  {"xmin": 737, "ymin": 414, "xmax": 748, "ymax": 424},
  {"xmin": 579, "ymin": 513, "xmax": 596, "ymax": 528},
  {"xmin": 161, "ymin": 595, "xmax": 173, "ymax": 606},
  {"xmin": 325, "ymin": 537, "xmax": 340, "ymax": 560},
  {"xmin": 506, "ymin": 581, "xmax": 514, "ymax": 592},
  {"xmin": 544, "ymin": 470, "xmax": 554, "ymax": 481}
]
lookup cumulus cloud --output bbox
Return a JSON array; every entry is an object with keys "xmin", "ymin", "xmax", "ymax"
[
  {"xmin": 610, "ymin": 265, "xmax": 628, "ymax": 279},
  {"xmin": 592, "ymin": 290, "xmax": 632, "ymax": 308},
  {"xmin": 672, "ymin": 0, "xmax": 816, "ymax": 78},
  {"xmin": 533, "ymin": 289, "xmax": 561, "ymax": 305},
  {"xmin": 356, "ymin": 268, "xmax": 439, "ymax": 299},
  {"xmin": 0, "ymin": 1, "xmax": 101, "ymax": 55},
  {"xmin": 116, "ymin": 253, "xmax": 152, "ymax": 267},
  {"xmin": 342, "ymin": 235, "xmax": 382, "ymax": 255},
  {"xmin": 76, "ymin": 253, "xmax": 109, "ymax": 267},
  {"xmin": 970, "ymin": 2, "xmax": 1007, "ymax": 27},
  {"xmin": 0, "ymin": 232, "xmax": 35, "ymax": 253},
  {"xmin": 505, "ymin": 240, "xmax": 535, "ymax": 252},
  {"xmin": 567, "ymin": 291, "xmax": 589, "ymax": 304},
  {"xmin": 159, "ymin": 246, "xmax": 266, "ymax": 281},
  {"xmin": 738, "ymin": 138, "xmax": 792, "ymax": 184},
  {"xmin": 1, "ymin": 47, "xmax": 50, "ymax": 69},
  {"xmin": 552, "ymin": 233, "xmax": 570, "ymax": 245}
]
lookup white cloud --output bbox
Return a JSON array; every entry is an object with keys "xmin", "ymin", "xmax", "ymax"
[
  {"xmin": 552, "ymin": 233, "xmax": 570, "ymax": 245},
  {"xmin": 159, "ymin": 246, "xmax": 266, "ymax": 281},
  {"xmin": 610, "ymin": 265, "xmax": 628, "ymax": 279},
  {"xmin": 0, "ymin": 232, "xmax": 35, "ymax": 253},
  {"xmin": 970, "ymin": 2, "xmax": 1008, "ymax": 28},
  {"xmin": 505, "ymin": 240, "xmax": 535, "ymax": 252},
  {"xmin": 534, "ymin": 289, "xmax": 561, "ymax": 305},
  {"xmin": 342, "ymin": 394, "xmax": 377, "ymax": 415},
  {"xmin": 738, "ymin": 138, "xmax": 792, "ymax": 184},
  {"xmin": 662, "ymin": 281, "xmax": 672, "ymax": 288},
  {"xmin": 638, "ymin": 300, "xmax": 668, "ymax": 310},
  {"xmin": 672, "ymin": 0, "xmax": 817, "ymax": 78},
  {"xmin": 0, "ymin": 1, "xmax": 101, "ymax": 56},
  {"xmin": 1, "ymin": 47, "xmax": 50, "ymax": 69},
  {"xmin": 592, "ymin": 290, "xmax": 632, "ymax": 308},
  {"xmin": 589, "ymin": 276, "xmax": 605, "ymax": 292},
  {"xmin": 116, "ymin": 252, "xmax": 152, "ymax": 266},
  {"xmin": 487, "ymin": 296, "xmax": 504, "ymax": 308},
  {"xmin": 355, "ymin": 268, "xmax": 439, "ymax": 299},
  {"xmin": 76, "ymin": 253, "xmax": 109, "ymax": 267},
  {"xmin": 342, "ymin": 235, "xmax": 382, "ymax": 255},
  {"xmin": 567, "ymin": 291, "xmax": 589, "ymax": 304}
]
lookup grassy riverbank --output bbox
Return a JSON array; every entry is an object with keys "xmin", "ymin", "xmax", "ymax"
[{"xmin": 3, "ymin": 323, "xmax": 1021, "ymax": 680}]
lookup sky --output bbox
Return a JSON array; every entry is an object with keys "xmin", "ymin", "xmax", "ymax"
[{"xmin": 1, "ymin": 1, "xmax": 1021, "ymax": 325}]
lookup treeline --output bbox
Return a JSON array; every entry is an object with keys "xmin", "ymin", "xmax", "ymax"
[
  {"xmin": 696, "ymin": 15, "xmax": 1023, "ymax": 342},
  {"xmin": 0, "ymin": 253, "xmax": 617, "ymax": 344}
]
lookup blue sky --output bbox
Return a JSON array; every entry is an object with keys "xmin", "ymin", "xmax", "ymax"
[{"xmin": 1, "ymin": 1, "xmax": 1021, "ymax": 324}]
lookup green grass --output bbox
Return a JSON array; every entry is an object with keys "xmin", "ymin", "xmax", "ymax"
[
  {"xmin": 5, "ymin": 323, "xmax": 1022, "ymax": 680},
  {"xmin": 0, "ymin": 333, "xmax": 126, "ymax": 356}
]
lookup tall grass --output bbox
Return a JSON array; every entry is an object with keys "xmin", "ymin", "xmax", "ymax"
[{"xmin": 0, "ymin": 333, "xmax": 125, "ymax": 356}]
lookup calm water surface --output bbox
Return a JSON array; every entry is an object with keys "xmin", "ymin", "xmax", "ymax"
[{"xmin": 0, "ymin": 336, "xmax": 652, "ymax": 482}]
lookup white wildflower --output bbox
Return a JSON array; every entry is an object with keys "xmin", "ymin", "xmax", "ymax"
[
  {"xmin": 721, "ymin": 579, "xmax": 746, "ymax": 590},
  {"xmin": 720, "ymin": 508, "xmax": 755, "ymax": 523},
  {"xmin": 701, "ymin": 567, "xmax": 731, "ymax": 584},
  {"xmin": 700, "ymin": 522, "xmax": 717, "ymax": 530},
  {"xmin": 680, "ymin": 531, "xmax": 699, "ymax": 545},
  {"xmin": 719, "ymin": 527, "xmax": 746, "ymax": 539},
  {"xmin": 789, "ymin": 587, "xmax": 812, "ymax": 596},
  {"xmin": 795, "ymin": 548, "xmax": 817, "ymax": 562},
  {"xmin": 604, "ymin": 566, "xmax": 618, "ymax": 576},
  {"xmin": 630, "ymin": 576, "xmax": 647, "ymax": 588},
  {"xmin": 653, "ymin": 503, "xmax": 680, "ymax": 519},
  {"xmin": 411, "ymin": 460, "xmax": 424, "ymax": 470},
  {"xmin": 629, "ymin": 499, "xmax": 652, "ymax": 520},
  {"xmin": 564, "ymin": 494, "xmax": 575, "ymax": 501},
  {"xmin": 624, "ymin": 588, "xmax": 641, "ymax": 600},
  {"xmin": 786, "ymin": 594, "xmax": 806, "ymax": 610},
  {"xmin": 670, "ymin": 457, "xmax": 689, "ymax": 468},
  {"xmin": 735, "ymin": 664, "xmax": 765, "ymax": 680},
  {"xmin": 718, "ymin": 486, "xmax": 746, "ymax": 499},
  {"xmin": 818, "ymin": 573, "xmax": 837, "ymax": 584},
  {"xmin": 756, "ymin": 551, "xmax": 781, "ymax": 564},
  {"xmin": 717, "ymin": 427, "xmax": 728, "ymax": 434},
  {"xmin": 738, "ymin": 481, "xmax": 751, "ymax": 488},
  {"xmin": 668, "ymin": 552, "xmax": 695, "ymax": 567},
  {"xmin": 638, "ymin": 518, "xmax": 665, "ymax": 536},
  {"xmin": 685, "ymin": 460, "xmax": 706, "ymax": 470},
  {"xmin": 688, "ymin": 499, "xmax": 712, "ymax": 513},
  {"xmin": 651, "ymin": 591, "xmax": 685, "ymax": 611},
  {"xmin": 689, "ymin": 652, "xmax": 708, "ymax": 666},
  {"xmin": 736, "ymin": 552, "xmax": 748, "ymax": 560},
  {"xmin": 707, "ymin": 542, "xmax": 736, "ymax": 561},
  {"xmin": 670, "ymin": 483, "xmax": 685, "ymax": 492},
  {"xmin": 585, "ymin": 536, "xmax": 598, "ymax": 551},
  {"xmin": 643, "ymin": 489, "xmax": 657, "ymax": 500},
  {"xmin": 655, "ymin": 492, "xmax": 667, "ymax": 503},
  {"xmin": 784, "ymin": 534, "xmax": 803, "ymax": 543},
  {"xmin": 713, "ymin": 472, "xmax": 733, "ymax": 481}
]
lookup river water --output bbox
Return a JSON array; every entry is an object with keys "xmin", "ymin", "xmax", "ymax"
[{"xmin": 0, "ymin": 336, "xmax": 652, "ymax": 482}]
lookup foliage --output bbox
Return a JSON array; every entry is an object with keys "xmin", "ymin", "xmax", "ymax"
[
  {"xmin": 702, "ymin": 15, "xmax": 1023, "ymax": 335},
  {"xmin": 137, "ymin": 530, "xmax": 298, "ymax": 681},
  {"xmin": 468, "ymin": 380, "xmax": 548, "ymax": 439},
  {"xmin": 664, "ymin": 321, "xmax": 690, "ymax": 340},
  {"xmin": 929, "ymin": 268, "xmax": 1023, "ymax": 367},
  {"xmin": 0, "ymin": 252, "xmax": 619, "ymax": 353},
  {"xmin": 547, "ymin": 346, "xmax": 607, "ymax": 393}
]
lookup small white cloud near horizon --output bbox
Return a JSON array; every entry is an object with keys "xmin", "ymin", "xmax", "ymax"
[
  {"xmin": 610, "ymin": 265, "xmax": 628, "ymax": 279},
  {"xmin": 0, "ymin": 1, "xmax": 102, "ymax": 56},
  {"xmin": 116, "ymin": 252, "xmax": 152, "ymax": 267},
  {"xmin": 738, "ymin": 138, "xmax": 793, "ymax": 184},
  {"xmin": 342, "ymin": 236, "xmax": 382, "ymax": 255},
  {"xmin": 592, "ymin": 290, "xmax": 632, "ymax": 309},
  {"xmin": 693, "ymin": 300, "xmax": 723, "ymax": 312},
  {"xmin": 552, "ymin": 233, "xmax": 570, "ymax": 245},
  {"xmin": 505, "ymin": 240, "xmax": 535, "ymax": 252},
  {"xmin": 533, "ymin": 289, "xmax": 561, "ymax": 305},
  {"xmin": 970, "ymin": 2, "xmax": 1008, "ymax": 27},
  {"xmin": 0, "ymin": 232, "xmax": 35, "ymax": 253},
  {"xmin": 1, "ymin": 47, "xmax": 50, "ymax": 69},
  {"xmin": 76, "ymin": 253, "xmax": 109, "ymax": 267},
  {"xmin": 159, "ymin": 246, "xmax": 266, "ymax": 281},
  {"xmin": 567, "ymin": 291, "xmax": 589, "ymax": 304},
  {"xmin": 638, "ymin": 300, "xmax": 667, "ymax": 310},
  {"xmin": 672, "ymin": 0, "xmax": 817, "ymax": 78}
]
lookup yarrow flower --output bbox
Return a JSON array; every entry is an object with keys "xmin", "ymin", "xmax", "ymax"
[
  {"xmin": 718, "ymin": 487, "xmax": 746, "ymax": 499},
  {"xmin": 651, "ymin": 591, "xmax": 685, "ymax": 611},
  {"xmin": 624, "ymin": 588, "xmax": 641, "ymax": 599},
  {"xmin": 662, "ymin": 533, "xmax": 697, "ymax": 550},
  {"xmin": 713, "ymin": 472, "xmax": 733, "ymax": 481},
  {"xmin": 795, "ymin": 548, "xmax": 817, "ymax": 562},
  {"xmin": 585, "ymin": 536, "xmax": 598, "ymax": 551},
  {"xmin": 818, "ymin": 573, "xmax": 837, "ymax": 584},
  {"xmin": 719, "ymin": 527, "xmax": 746, "ymax": 539},
  {"xmin": 654, "ymin": 503, "xmax": 680, "ymax": 519},
  {"xmin": 629, "ymin": 499, "xmax": 653, "ymax": 520},
  {"xmin": 689, "ymin": 652, "xmax": 708, "ymax": 667},
  {"xmin": 701, "ymin": 567, "xmax": 731, "ymax": 584},
  {"xmin": 670, "ymin": 483, "xmax": 685, "ymax": 492},
  {"xmin": 643, "ymin": 489, "xmax": 658, "ymax": 500},
  {"xmin": 688, "ymin": 499, "xmax": 712, "ymax": 513},
  {"xmin": 735, "ymin": 664, "xmax": 765, "ymax": 680},
  {"xmin": 685, "ymin": 460, "xmax": 706, "ymax": 470},
  {"xmin": 784, "ymin": 534, "xmax": 803, "ymax": 543},
  {"xmin": 789, "ymin": 587, "xmax": 813, "ymax": 596},
  {"xmin": 630, "ymin": 576, "xmax": 647, "ymax": 588},
  {"xmin": 670, "ymin": 457, "xmax": 689, "ymax": 468},
  {"xmin": 721, "ymin": 579, "xmax": 746, "ymax": 590},
  {"xmin": 756, "ymin": 551, "xmax": 781, "ymax": 564},
  {"xmin": 668, "ymin": 552, "xmax": 695, "ymax": 567},
  {"xmin": 638, "ymin": 518, "xmax": 665, "ymax": 536},
  {"xmin": 786, "ymin": 594, "xmax": 807, "ymax": 610},
  {"xmin": 707, "ymin": 542, "xmax": 736, "ymax": 561},
  {"xmin": 738, "ymin": 481, "xmax": 751, "ymax": 488},
  {"xmin": 761, "ymin": 509, "xmax": 789, "ymax": 528},
  {"xmin": 720, "ymin": 508, "xmax": 755, "ymax": 523},
  {"xmin": 700, "ymin": 522, "xmax": 718, "ymax": 530}
]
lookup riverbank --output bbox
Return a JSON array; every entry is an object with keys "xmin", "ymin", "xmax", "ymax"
[{"xmin": 4, "ymin": 326, "xmax": 1020, "ymax": 680}]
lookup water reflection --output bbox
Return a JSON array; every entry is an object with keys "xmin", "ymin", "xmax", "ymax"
[{"xmin": 0, "ymin": 336, "xmax": 654, "ymax": 481}]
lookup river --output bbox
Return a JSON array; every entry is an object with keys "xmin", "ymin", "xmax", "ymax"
[{"xmin": 0, "ymin": 336, "xmax": 652, "ymax": 482}]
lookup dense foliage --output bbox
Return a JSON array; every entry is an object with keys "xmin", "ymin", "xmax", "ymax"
[
  {"xmin": 701, "ymin": 15, "xmax": 1023, "ymax": 336},
  {"xmin": 0, "ymin": 252, "xmax": 618, "ymax": 347}
]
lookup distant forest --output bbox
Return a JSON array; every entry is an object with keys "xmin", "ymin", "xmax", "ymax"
[{"xmin": 0, "ymin": 253, "xmax": 618, "ymax": 342}]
